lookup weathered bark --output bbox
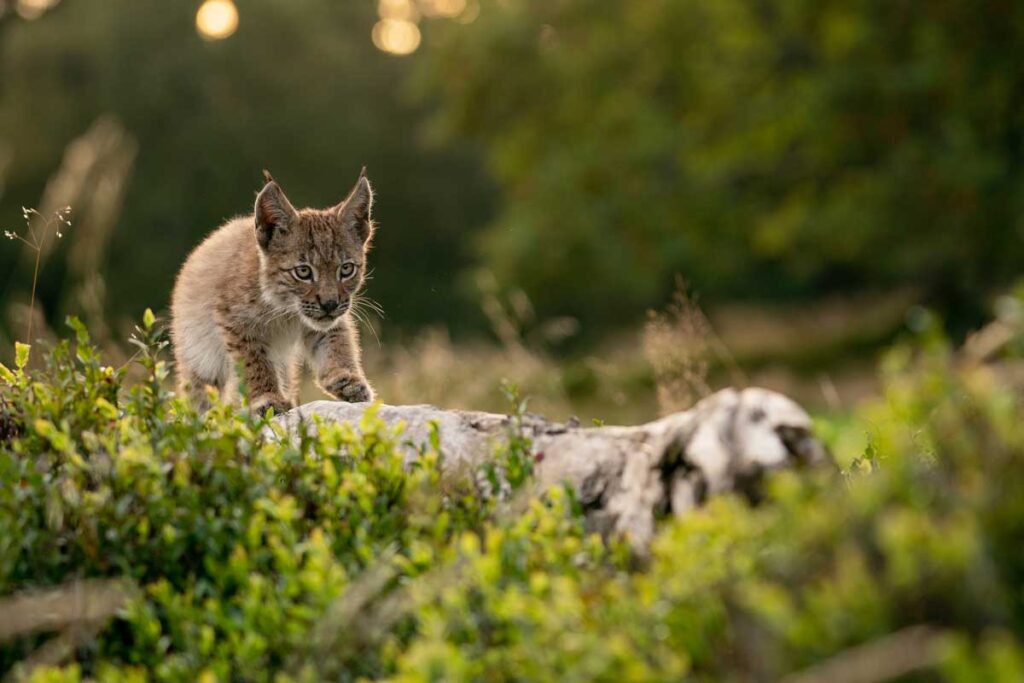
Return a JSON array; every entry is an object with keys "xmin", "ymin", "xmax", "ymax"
[{"xmin": 276, "ymin": 388, "xmax": 830, "ymax": 552}]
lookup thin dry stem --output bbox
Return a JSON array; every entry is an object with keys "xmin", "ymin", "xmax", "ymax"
[
  {"xmin": 7, "ymin": 207, "xmax": 71, "ymax": 345},
  {"xmin": 27, "ymin": 247, "xmax": 40, "ymax": 344}
]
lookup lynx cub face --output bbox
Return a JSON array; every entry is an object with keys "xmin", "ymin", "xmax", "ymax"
[
  {"xmin": 170, "ymin": 169, "xmax": 378, "ymax": 415},
  {"xmin": 256, "ymin": 172, "xmax": 373, "ymax": 332}
]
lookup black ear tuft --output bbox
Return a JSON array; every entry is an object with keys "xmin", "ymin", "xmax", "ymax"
[
  {"xmin": 254, "ymin": 178, "xmax": 297, "ymax": 251},
  {"xmin": 263, "ymin": 169, "xmax": 275, "ymax": 184}
]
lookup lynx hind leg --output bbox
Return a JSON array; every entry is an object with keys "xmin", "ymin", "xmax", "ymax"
[
  {"xmin": 176, "ymin": 368, "xmax": 218, "ymax": 413},
  {"xmin": 276, "ymin": 353, "xmax": 303, "ymax": 408},
  {"xmin": 218, "ymin": 330, "xmax": 293, "ymax": 417}
]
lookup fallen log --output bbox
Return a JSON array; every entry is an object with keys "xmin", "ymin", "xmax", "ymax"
[{"xmin": 276, "ymin": 387, "xmax": 830, "ymax": 552}]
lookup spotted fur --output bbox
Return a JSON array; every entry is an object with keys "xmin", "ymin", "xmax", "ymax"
[{"xmin": 171, "ymin": 169, "xmax": 377, "ymax": 414}]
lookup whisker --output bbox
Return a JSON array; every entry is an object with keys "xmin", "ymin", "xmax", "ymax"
[
  {"xmin": 352, "ymin": 303, "xmax": 384, "ymax": 330},
  {"xmin": 362, "ymin": 302, "xmax": 385, "ymax": 317},
  {"xmin": 353, "ymin": 294, "xmax": 386, "ymax": 319},
  {"xmin": 256, "ymin": 306, "xmax": 291, "ymax": 326},
  {"xmin": 349, "ymin": 307, "xmax": 381, "ymax": 347},
  {"xmin": 256, "ymin": 305, "xmax": 297, "ymax": 330}
]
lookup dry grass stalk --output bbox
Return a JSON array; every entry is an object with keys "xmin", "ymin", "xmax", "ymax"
[
  {"xmin": 4, "ymin": 116, "xmax": 136, "ymax": 352},
  {"xmin": 4, "ymin": 207, "xmax": 70, "ymax": 344},
  {"xmin": 362, "ymin": 326, "xmax": 570, "ymax": 417},
  {"xmin": 643, "ymin": 277, "xmax": 715, "ymax": 415},
  {"xmin": 357, "ymin": 277, "xmax": 572, "ymax": 416},
  {"xmin": 0, "ymin": 578, "xmax": 135, "ymax": 678},
  {"xmin": 709, "ymin": 288, "xmax": 919, "ymax": 361},
  {"xmin": 65, "ymin": 119, "xmax": 137, "ymax": 347},
  {"xmin": 780, "ymin": 625, "xmax": 942, "ymax": 683},
  {"xmin": 0, "ymin": 578, "xmax": 133, "ymax": 642},
  {"xmin": 5, "ymin": 303, "xmax": 55, "ymax": 357}
]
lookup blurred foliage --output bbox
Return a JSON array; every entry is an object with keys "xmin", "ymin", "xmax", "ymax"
[
  {"xmin": 3, "ymin": 0, "xmax": 1022, "ymax": 344},
  {"xmin": 0, "ymin": 0, "xmax": 495, "ymax": 339},
  {"xmin": 419, "ymin": 0, "xmax": 1024, "ymax": 330},
  {"xmin": 2, "ymin": 292, "xmax": 1024, "ymax": 678}
]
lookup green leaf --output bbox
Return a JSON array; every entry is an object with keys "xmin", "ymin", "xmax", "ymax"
[
  {"xmin": 143, "ymin": 307, "xmax": 156, "ymax": 330},
  {"xmin": 66, "ymin": 316, "xmax": 90, "ymax": 346},
  {"xmin": 15, "ymin": 342, "xmax": 30, "ymax": 370},
  {"xmin": 428, "ymin": 420, "xmax": 442, "ymax": 453}
]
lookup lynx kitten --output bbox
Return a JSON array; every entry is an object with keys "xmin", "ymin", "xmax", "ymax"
[{"xmin": 171, "ymin": 169, "xmax": 376, "ymax": 414}]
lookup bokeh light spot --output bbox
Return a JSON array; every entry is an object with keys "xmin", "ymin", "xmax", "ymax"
[
  {"xmin": 196, "ymin": 0, "xmax": 239, "ymax": 41},
  {"xmin": 420, "ymin": 0, "xmax": 466, "ymax": 18},
  {"xmin": 372, "ymin": 19, "xmax": 421, "ymax": 56},
  {"xmin": 378, "ymin": 0, "xmax": 418, "ymax": 21},
  {"xmin": 457, "ymin": 0, "xmax": 480, "ymax": 24},
  {"xmin": 15, "ymin": 0, "xmax": 60, "ymax": 21}
]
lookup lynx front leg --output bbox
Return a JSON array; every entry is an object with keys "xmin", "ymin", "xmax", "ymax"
[
  {"xmin": 222, "ymin": 328, "xmax": 292, "ymax": 416},
  {"xmin": 304, "ymin": 320, "xmax": 374, "ymax": 403}
]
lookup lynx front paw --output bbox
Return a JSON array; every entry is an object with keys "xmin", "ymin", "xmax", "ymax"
[
  {"xmin": 251, "ymin": 393, "xmax": 293, "ymax": 417},
  {"xmin": 325, "ymin": 374, "xmax": 375, "ymax": 403}
]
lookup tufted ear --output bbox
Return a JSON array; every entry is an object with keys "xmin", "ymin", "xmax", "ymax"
[
  {"xmin": 335, "ymin": 167, "xmax": 375, "ymax": 243},
  {"xmin": 254, "ymin": 172, "xmax": 298, "ymax": 251}
]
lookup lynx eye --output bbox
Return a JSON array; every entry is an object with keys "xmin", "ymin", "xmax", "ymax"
[
  {"xmin": 338, "ymin": 262, "xmax": 357, "ymax": 279},
  {"xmin": 293, "ymin": 264, "xmax": 314, "ymax": 281}
]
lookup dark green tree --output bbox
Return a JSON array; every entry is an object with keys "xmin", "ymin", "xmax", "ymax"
[{"xmin": 419, "ymin": 0, "xmax": 1024, "ymax": 329}]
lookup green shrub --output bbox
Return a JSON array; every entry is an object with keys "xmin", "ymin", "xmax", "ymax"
[
  {"xmin": 420, "ymin": 0, "xmax": 1024, "ymax": 329},
  {"xmin": 2, "ymin": 306, "xmax": 1024, "ymax": 681},
  {"xmin": 0, "ymin": 315, "xmax": 508, "ymax": 680}
]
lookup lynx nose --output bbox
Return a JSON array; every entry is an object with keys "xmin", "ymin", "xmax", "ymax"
[{"xmin": 320, "ymin": 299, "xmax": 340, "ymax": 314}]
